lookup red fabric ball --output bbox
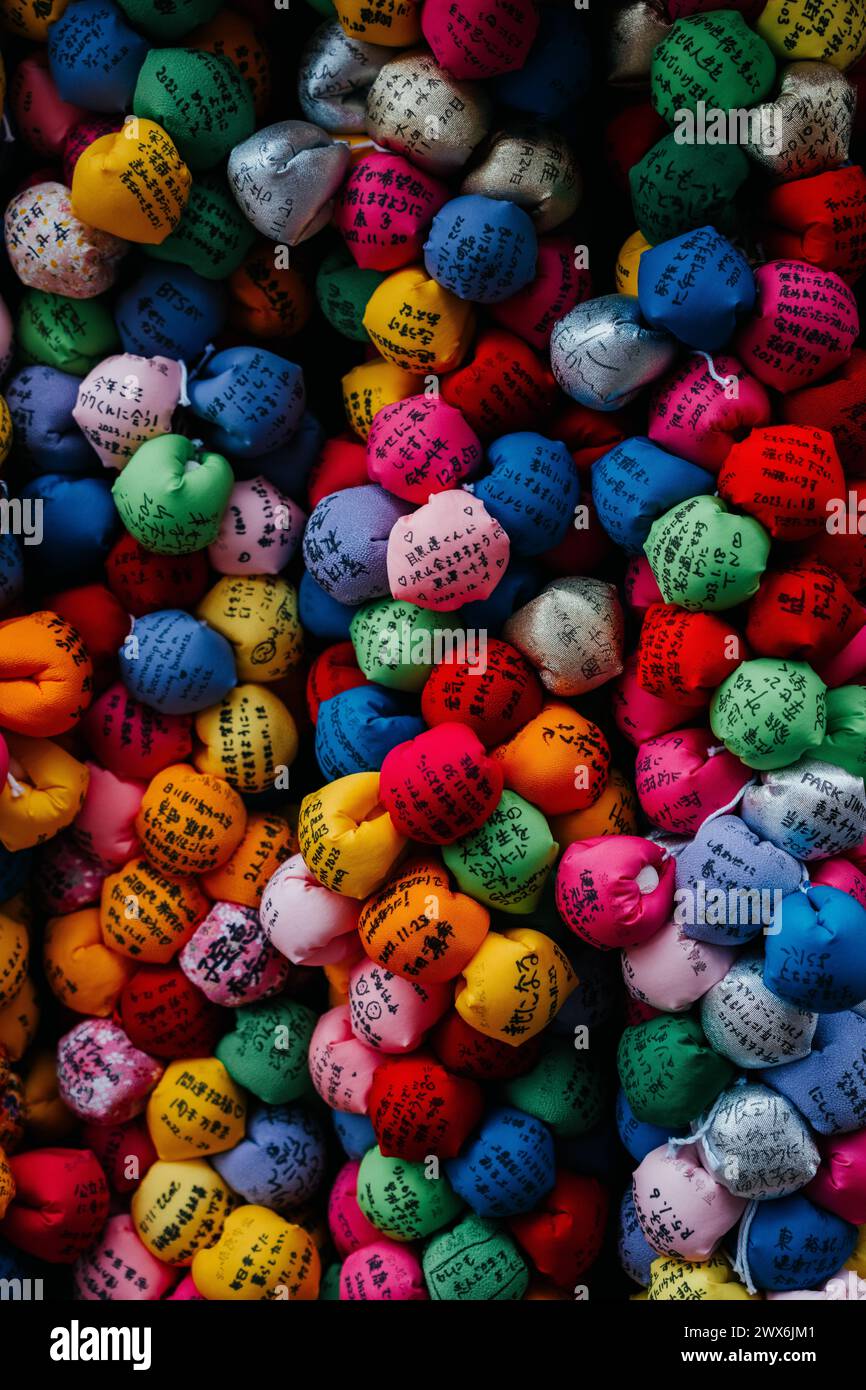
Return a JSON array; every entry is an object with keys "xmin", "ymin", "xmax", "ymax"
[
  {"xmin": 44, "ymin": 583, "xmax": 130, "ymax": 692},
  {"xmin": 119, "ymin": 964, "xmax": 223, "ymax": 1059},
  {"xmin": 508, "ymin": 1171, "xmax": 609, "ymax": 1287},
  {"xmin": 746, "ymin": 561, "xmax": 864, "ymax": 663},
  {"xmin": 604, "ymin": 102, "xmax": 669, "ymax": 193},
  {"xmin": 490, "ymin": 233, "xmax": 592, "ymax": 352},
  {"xmin": 379, "ymin": 722, "xmax": 504, "ymax": 844},
  {"xmin": 441, "ymin": 328, "xmax": 557, "ymax": 441},
  {"xmin": 421, "ymin": 637, "xmax": 544, "ymax": 748},
  {"xmin": 718, "ymin": 425, "xmax": 845, "ymax": 540},
  {"xmin": 539, "ymin": 498, "xmax": 613, "ymax": 576},
  {"xmin": 637, "ymin": 604, "xmax": 748, "ymax": 706},
  {"xmin": 307, "ymin": 435, "xmax": 368, "ymax": 510},
  {"xmin": 2, "ymin": 1148, "xmax": 109, "ymax": 1263},
  {"xmin": 105, "ymin": 532, "xmax": 211, "ymax": 618},
  {"xmin": 801, "ymin": 480, "xmax": 866, "ymax": 591},
  {"xmin": 306, "ymin": 642, "xmax": 369, "ymax": 722},
  {"xmin": 762, "ymin": 165, "xmax": 866, "ymax": 285},
  {"xmin": 82, "ymin": 681, "xmax": 193, "ymax": 779},
  {"xmin": 431, "ymin": 1010, "xmax": 543, "ymax": 1080},
  {"xmin": 367, "ymin": 1054, "xmax": 484, "ymax": 1161},
  {"xmin": 548, "ymin": 401, "xmax": 629, "ymax": 477},
  {"xmin": 779, "ymin": 349, "xmax": 866, "ymax": 477},
  {"xmin": 81, "ymin": 1118, "xmax": 157, "ymax": 1194}
]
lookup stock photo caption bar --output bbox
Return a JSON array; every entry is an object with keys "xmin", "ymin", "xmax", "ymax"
[{"xmin": 0, "ymin": 0, "xmax": 863, "ymax": 1327}]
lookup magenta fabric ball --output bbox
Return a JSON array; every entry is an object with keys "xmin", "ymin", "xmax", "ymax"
[
  {"xmin": 367, "ymin": 395, "xmax": 483, "ymax": 503},
  {"xmin": 635, "ymin": 728, "xmax": 751, "ymax": 835},
  {"xmin": 555, "ymin": 834, "xmax": 676, "ymax": 950},
  {"xmin": 340, "ymin": 1239, "xmax": 428, "ymax": 1300},
  {"xmin": 328, "ymin": 1160, "xmax": 381, "ymax": 1257},
  {"xmin": 334, "ymin": 152, "xmax": 450, "ymax": 272},
  {"xmin": 379, "ymin": 721, "xmax": 504, "ymax": 843},
  {"xmin": 648, "ymin": 353, "xmax": 772, "ymax": 473},
  {"xmin": 735, "ymin": 261, "xmax": 859, "ymax": 394}
]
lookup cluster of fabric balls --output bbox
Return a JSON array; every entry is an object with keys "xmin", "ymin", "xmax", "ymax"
[{"xmin": 0, "ymin": 0, "xmax": 864, "ymax": 1307}]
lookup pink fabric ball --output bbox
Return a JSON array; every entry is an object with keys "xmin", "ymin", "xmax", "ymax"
[
  {"xmin": 648, "ymin": 353, "xmax": 772, "ymax": 472},
  {"xmin": 73, "ymin": 1213, "xmax": 175, "ymax": 1301},
  {"xmin": 180, "ymin": 901, "xmax": 290, "ymax": 1006},
  {"xmin": 624, "ymin": 556, "xmax": 664, "ymax": 616},
  {"xmin": 334, "ymin": 152, "xmax": 449, "ymax": 272},
  {"xmin": 613, "ymin": 657, "xmax": 690, "ymax": 747},
  {"xmin": 348, "ymin": 958, "xmax": 450, "ymax": 1052},
  {"xmin": 72, "ymin": 353, "xmax": 183, "ymax": 467},
  {"xmin": 340, "ymin": 1239, "xmax": 428, "ymax": 1300},
  {"xmin": 386, "ymin": 489, "xmax": 510, "ymax": 611},
  {"xmin": 57, "ymin": 1019, "xmax": 163, "ymax": 1125},
  {"xmin": 555, "ymin": 834, "xmax": 675, "ymax": 950},
  {"xmin": 735, "ymin": 261, "xmax": 859, "ymax": 394},
  {"xmin": 260, "ymin": 853, "xmax": 362, "ymax": 967},
  {"xmin": 491, "ymin": 233, "xmax": 592, "ymax": 351},
  {"xmin": 5, "ymin": 182, "xmax": 127, "ymax": 299},
  {"xmin": 328, "ymin": 1160, "xmax": 381, "ymax": 1257},
  {"xmin": 421, "ymin": 0, "xmax": 539, "ymax": 79},
  {"xmin": 166, "ymin": 1273, "xmax": 205, "ymax": 1300},
  {"xmin": 622, "ymin": 919, "xmax": 738, "ymax": 1012},
  {"xmin": 11, "ymin": 56, "xmax": 84, "ymax": 157},
  {"xmin": 71, "ymin": 763, "xmax": 145, "ymax": 869},
  {"xmin": 635, "ymin": 728, "xmax": 751, "ymax": 835},
  {"xmin": 309, "ymin": 1005, "xmax": 383, "ymax": 1114},
  {"xmin": 208, "ymin": 477, "xmax": 306, "ymax": 575},
  {"xmin": 367, "ymin": 395, "xmax": 482, "ymax": 503},
  {"xmin": 83, "ymin": 682, "xmax": 193, "ymax": 782},
  {"xmin": 811, "ymin": 857, "xmax": 866, "ymax": 911},
  {"xmin": 807, "ymin": 1131, "xmax": 866, "ymax": 1225},
  {"xmin": 633, "ymin": 1144, "xmax": 747, "ymax": 1261}
]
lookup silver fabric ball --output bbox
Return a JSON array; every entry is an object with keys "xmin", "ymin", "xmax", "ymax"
[
  {"xmin": 701, "ymin": 952, "xmax": 818, "ymax": 1071},
  {"xmin": 460, "ymin": 123, "xmax": 581, "ymax": 232},
  {"xmin": 298, "ymin": 22, "xmax": 392, "ymax": 134},
  {"xmin": 608, "ymin": 3, "xmax": 671, "ymax": 86},
  {"xmin": 695, "ymin": 1083, "xmax": 820, "ymax": 1200},
  {"xmin": 503, "ymin": 576, "xmax": 624, "ymax": 696},
  {"xmin": 745, "ymin": 61, "xmax": 856, "ymax": 181},
  {"xmin": 550, "ymin": 294, "xmax": 678, "ymax": 412},
  {"xmin": 227, "ymin": 120, "xmax": 351, "ymax": 245},
  {"xmin": 365, "ymin": 50, "xmax": 492, "ymax": 175},
  {"xmin": 741, "ymin": 757, "xmax": 866, "ymax": 862}
]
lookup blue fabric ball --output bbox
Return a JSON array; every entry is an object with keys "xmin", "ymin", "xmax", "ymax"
[
  {"xmin": 638, "ymin": 226, "xmax": 756, "ymax": 353},
  {"xmin": 333, "ymin": 1110, "xmax": 376, "ymax": 1160},
  {"xmin": 48, "ymin": 0, "xmax": 151, "ymax": 111},
  {"xmin": 616, "ymin": 1088, "xmax": 686, "ymax": 1162},
  {"xmin": 303, "ymin": 485, "xmax": 405, "ymax": 605},
  {"xmin": 242, "ymin": 412, "xmax": 325, "ymax": 499},
  {"xmin": 742, "ymin": 1194, "xmax": 857, "ymax": 1292},
  {"xmin": 676, "ymin": 814, "xmax": 802, "ymax": 946},
  {"xmin": 445, "ymin": 1106, "xmax": 555, "ymax": 1217},
  {"xmin": 21, "ymin": 474, "xmax": 119, "ymax": 584},
  {"xmin": 187, "ymin": 347, "xmax": 306, "ymax": 459},
  {"xmin": 765, "ymin": 885, "xmax": 866, "ymax": 1013},
  {"xmin": 618, "ymin": 1188, "xmax": 656, "ymax": 1287},
  {"xmin": 424, "ymin": 195, "xmax": 537, "ymax": 304},
  {"xmin": 461, "ymin": 558, "xmax": 539, "ymax": 632},
  {"xmin": 115, "ymin": 264, "xmax": 226, "ymax": 362},
  {"xmin": 118, "ymin": 608, "xmax": 236, "ymax": 715},
  {"xmin": 0, "ymin": 530, "xmax": 24, "ymax": 612},
  {"xmin": 474, "ymin": 433, "xmax": 580, "ymax": 556},
  {"xmin": 299, "ymin": 570, "xmax": 357, "ymax": 641},
  {"xmin": 592, "ymin": 437, "xmax": 714, "ymax": 554},
  {"xmin": 762, "ymin": 1011, "xmax": 866, "ymax": 1134},
  {"xmin": 315, "ymin": 684, "xmax": 425, "ymax": 780},
  {"xmin": 6, "ymin": 367, "xmax": 93, "ymax": 475},
  {"xmin": 212, "ymin": 1104, "xmax": 326, "ymax": 1210},
  {"xmin": 495, "ymin": 8, "xmax": 592, "ymax": 118}
]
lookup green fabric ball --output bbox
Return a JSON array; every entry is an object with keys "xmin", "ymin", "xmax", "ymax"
[
  {"xmin": 133, "ymin": 50, "xmax": 255, "ymax": 172},
  {"xmin": 630, "ymin": 133, "xmax": 749, "ymax": 243},
  {"xmin": 115, "ymin": 0, "xmax": 221, "ymax": 40},
  {"xmin": 503, "ymin": 1039, "xmax": 604, "ymax": 1137},
  {"xmin": 17, "ymin": 290, "xmax": 119, "ymax": 375},
  {"xmin": 815, "ymin": 684, "xmax": 866, "ymax": 779},
  {"xmin": 215, "ymin": 999, "xmax": 317, "ymax": 1105},
  {"xmin": 144, "ymin": 174, "xmax": 257, "ymax": 279},
  {"xmin": 318, "ymin": 1263, "xmax": 342, "ymax": 1300},
  {"xmin": 711, "ymin": 658, "xmax": 827, "ymax": 771},
  {"xmin": 350, "ymin": 599, "xmax": 455, "ymax": 691},
  {"xmin": 356, "ymin": 1148, "xmax": 463, "ymax": 1241},
  {"xmin": 645, "ymin": 494, "xmax": 770, "ymax": 612},
  {"xmin": 442, "ymin": 789, "xmax": 559, "ymax": 915},
  {"xmin": 423, "ymin": 1215, "xmax": 529, "ymax": 1301},
  {"xmin": 617, "ymin": 1013, "xmax": 735, "ymax": 1128},
  {"xmin": 112, "ymin": 433, "xmax": 235, "ymax": 555},
  {"xmin": 316, "ymin": 249, "xmax": 385, "ymax": 342},
  {"xmin": 652, "ymin": 11, "xmax": 776, "ymax": 127}
]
